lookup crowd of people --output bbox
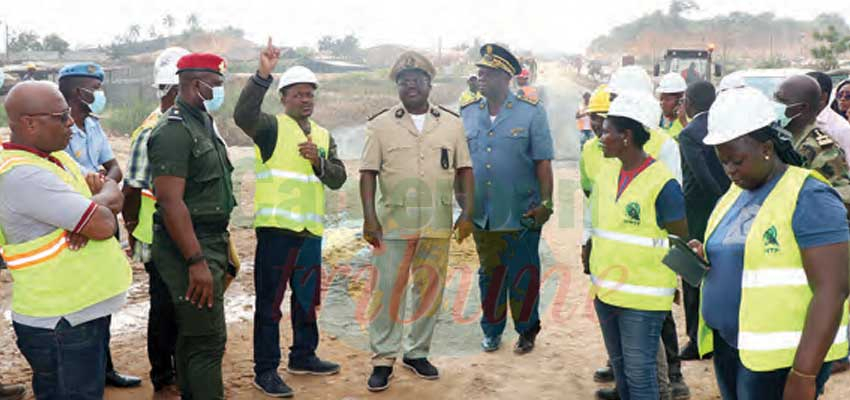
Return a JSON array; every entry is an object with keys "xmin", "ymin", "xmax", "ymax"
[{"xmin": 0, "ymin": 38, "xmax": 848, "ymax": 400}]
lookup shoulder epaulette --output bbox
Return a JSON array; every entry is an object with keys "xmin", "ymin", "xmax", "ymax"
[
  {"xmin": 812, "ymin": 128, "xmax": 834, "ymax": 147},
  {"xmin": 516, "ymin": 93, "xmax": 539, "ymax": 106},
  {"xmin": 460, "ymin": 96, "xmax": 483, "ymax": 110},
  {"xmin": 438, "ymin": 105, "xmax": 459, "ymax": 118},
  {"xmin": 167, "ymin": 107, "xmax": 183, "ymax": 122},
  {"xmin": 368, "ymin": 108, "xmax": 389, "ymax": 122}
]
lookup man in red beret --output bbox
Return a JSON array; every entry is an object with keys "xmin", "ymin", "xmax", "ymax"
[{"xmin": 147, "ymin": 52, "xmax": 236, "ymax": 400}]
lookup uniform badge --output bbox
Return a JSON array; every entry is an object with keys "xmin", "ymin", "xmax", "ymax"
[
  {"xmin": 506, "ymin": 101, "xmax": 513, "ymax": 109},
  {"xmin": 624, "ymin": 202, "xmax": 641, "ymax": 225},
  {"xmin": 763, "ymin": 225, "xmax": 780, "ymax": 254},
  {"xmin": 218, "ymin": 60, "xmax": 228, "ymax": 74},
  {"xmin": 511, "ymin": 128, "xmax": 525, "ymax": 136},
  {"xmin": 86, "ymin": 64, "xmax": 97, "ymax": 74},
  {"xmin": 395, "ymin": 108, "xmax": 405, "ymax": 118},
  {"xmin": 405, "ymin": 56, "xmax": 416, "ymax": 68}
]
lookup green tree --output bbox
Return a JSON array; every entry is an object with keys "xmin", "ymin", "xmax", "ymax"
[
  {"xmin": 42, "ymin": 33, "xmax": 70, "ymax": 55},
  {"xmin": 8, "ymin": 31, "xmax": 42, "ymax": 52},
  {"xmin": 669, "ymin": 0, "xmax": 699, "ymax": 17},
  {"xmin": 811, "ymin": 25, "xmax": 850, "ymax": 70},
  {"xmin": 162, "ymin": 14, "xmax": 175, "ymax": 35},
  {"xmin": 186, "ymin": 13, "xmax": 201, "ymax": 33},
  {"xmin": 128, "ymin": 24, "xmax": 141, "ymax": 42}
]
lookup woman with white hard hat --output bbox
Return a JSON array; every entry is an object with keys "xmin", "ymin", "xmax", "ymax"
[
  {"xmin": 589, "ymin": 90, "xmax": 688, "ymax": 400},
  {"xmin": 690, "ymin": 86, "xmax": 850, "ymax": 399}
]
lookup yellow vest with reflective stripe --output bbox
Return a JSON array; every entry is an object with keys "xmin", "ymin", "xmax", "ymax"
[
  {"xmin": 129, "ymin": 108, "xmax": 161, "ymax": 244},
  {"xmin": 659, "ymin": 118, "xmax": 684, "ymax": 141},
  {"xmin": 590, "ymin": 160, "xmax": 677, "ymax": 311},
  {"xmin": 0, "ymin": 150, "xmax": 132, "ymax": 317},
  {"xmin": 133, "ymin": 189, "xmax": 156, "ymax": 244},
  {"xmin": 698, "ymin": 166, "xmax": 850, "ymax": 371},
  {"xmin": 253, "ymin": 114, "xmax": 329, "ymax": 235}
]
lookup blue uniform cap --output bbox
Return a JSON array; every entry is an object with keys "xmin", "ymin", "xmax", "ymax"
[{"xmin": 58, "ymin": 63, "xmax": 104, "ymax": 81}]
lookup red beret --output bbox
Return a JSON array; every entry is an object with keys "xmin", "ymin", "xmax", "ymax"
[{"xmin": 176, "ymin": 53, "xmax": 227, "ymax": 75}]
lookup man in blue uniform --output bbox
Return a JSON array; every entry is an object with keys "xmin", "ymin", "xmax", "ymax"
[{"xmin": 460, "ymin": 44, "xmax": 554, "ymax": 354}]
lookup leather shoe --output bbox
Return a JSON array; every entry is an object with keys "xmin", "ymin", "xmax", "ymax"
[
  {"xmin": 596, "ymin": 387, "xmax": 620, "ymax": 400},
  {"xmin": 678, "ymin": 341, "xmax": 708, "ymax": 361},
  {"xmin": 0, "ymin": 384, "xmax": 26, "ymax": 400},
  {"xmin": 831, "ymin": 359, "xmax": 850, "ymax": 374},
  {"xmin": 593, "ymin": 365, "xmax": 615, "ymax": 383},
  {"xmin": 105, "ymin": 370, "xmax": 142, "ymax": 388}
]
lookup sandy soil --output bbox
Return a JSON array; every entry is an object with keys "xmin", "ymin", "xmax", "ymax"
[{"xmin": 1, "ymin": 69, "xmax": 849, "ymax": 399}]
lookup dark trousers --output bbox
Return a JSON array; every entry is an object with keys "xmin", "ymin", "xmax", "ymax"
[
  {"xmin": 661, "ymin": 312, "xmax": 682, "ymax": 380},
  {"xmin": 145, "ymin": 261, "xmax": 178, "ymax": 390},
  {"xmin": 682, "ymin": 283, "xmax": 700, "ymax": 344},
  {"xmin": 14, "ymin": 317, "xmax": 110, "ymax": 400},
  {"xmin": 153, "ymin": 227, "xmax": 228, "ymax": 400},
  {"xmin": 253, "ymin": 228, "xmax": 322, "ymax": 376},
  {"xmin": 474, "ymin": 230, "xmax": 542, "ymax": 337},
  {"xmin": 712, "ymin": 332, "xmax": 832, "ymax": 399}
]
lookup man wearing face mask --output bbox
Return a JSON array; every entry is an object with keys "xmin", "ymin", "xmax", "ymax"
[
  {"xmin": 122, "ymin": 46, "xmax": 189, "ymax": 397},
  {"xmin": 57, "ymin": 62, "xmax": 140, "ymax": 389},
  {"xmin": 58, "ymin": 63, "xmax": 122, "ymax": 181},
  {"xmin": 234, "ymin": 38, "xmax": 347, "ymax": 398},
  {"xmin": 148, "ymin": 53, "xmax": 236, "ymax": 400},
  {"xmin": 774, "ymin": 75, "xmax": 850, "ymax": 211}
]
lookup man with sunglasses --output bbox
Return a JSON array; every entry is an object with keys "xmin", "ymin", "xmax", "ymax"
[
  {"xmin": 0, "ymin": 81, "xmax": 132, "ymax": 399},
  {"xmin": 775, "ymin": 75, "xmax": 850, "ymax": 211},
  {"xmin": 359, "ymin": 50, "xmax": 474, "ymax": 392},
  {"xmin": 234, "ymin": 38, "xmax": 347, "ymax": 398},
  {"xmin": 148, "ymin": 52, "xmax": 236, "ymax": 400},
  {"xmin": 57, "ymin": 62, "xmax": 140, "ymax": 389}
]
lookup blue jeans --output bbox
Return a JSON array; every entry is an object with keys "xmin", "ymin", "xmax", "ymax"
[
  {"xmin": 712, "ymin": 331, "xmax": 832, "ymax": 399},
  {"xmin": 474, "ymin": 229, "xmax": 542, "ymax": 337},
  {"xmin": 594, "ymin": 298, "xmax": 667, "ymax": 400},
  {"xmin": 14, "ymin": 316, "xmax": 110, "ymax": 400},
  {"xmin": 253, "ymin": 228, "xmax": 322, "ymax": 375}
]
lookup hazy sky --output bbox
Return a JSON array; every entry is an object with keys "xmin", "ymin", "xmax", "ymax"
[{"xmin": 1, "ymin": 0, "xmax": 849, "ymax": 54}]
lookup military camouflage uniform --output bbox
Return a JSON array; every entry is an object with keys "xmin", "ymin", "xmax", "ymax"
[{"xmin": 794, "ymin": 127, "xmax": 850, "ymax": 212}]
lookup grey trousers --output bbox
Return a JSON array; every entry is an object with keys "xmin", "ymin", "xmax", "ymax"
[{"xmin": 368, "ymin": 238, "xmax": 449, "ymax": 367}]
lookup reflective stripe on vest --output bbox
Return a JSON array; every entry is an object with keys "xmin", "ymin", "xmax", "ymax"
[
  {"xmin": 0, "ymin": 150, "xmax": 132, "ymax": 317},
  {"xmin": 698, "ymin": 166, "xmax": 850, "ymax": 371},
  {"xmin": 132, "ymin": 189, "xmax": 156, "ymax": 244},
  {"xmin": 590, "ymin": 160, "xmax": 677, "ymax": 311},
  {"xmin": 253, "ymin": 114, "xmax": 329, "ymax": 235}
]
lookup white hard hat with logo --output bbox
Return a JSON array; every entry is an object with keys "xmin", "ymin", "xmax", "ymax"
[
  {"xmin": 278, "ymin": 66, "xmax": 318, "ymax": 91},
  {"xmin": 705, "ymin": 86, "xmax": 778, "ymax": 145},
  {"xmin": 716, "ymin": 74, "xmax": 747, "ymax": 94},
  {"xmin": 608, "ymin": 65, "xmax": 653, "ymax": 95},
  {"xmin": 607, "ymin": 90, "xmax": 662, "ymax": 129},
  {"xmin": 656, "ymin": 72, "xmax": 687, "ymax": 94},
  {"xmin": 153, "ymin": 47, "xmax": 191, "ymax": 87}
]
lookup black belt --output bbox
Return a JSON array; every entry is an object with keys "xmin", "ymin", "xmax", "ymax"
[{"xmin": 153, "ymin": 219, "xmax": 229, "ymax": 234}]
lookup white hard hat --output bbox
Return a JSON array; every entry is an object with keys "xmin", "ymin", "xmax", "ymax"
[
  {"xmin": 656, "ymin": 72, "xmax": 687, "ymax": 94},
  {"xmin": 608, "ymin": 66, "xmax": 653, "ymax": 95},
  {"xmin": 716, "ymin": 74, "xmax": 747, "ymax": 94},
  {"xmin": 153, "ymin": 47, "xmax": 190, "ymax": 87},
  {"xmin": 705, "ymin": 87, "xmax": 778, "ymax": 145},
  {"xmin": 607, "ymin": 90, "xmax": 661, "ymax": 129},
  {"xmin": 278, "ymin": 66, "xmax": 318, "ymax": 91}
]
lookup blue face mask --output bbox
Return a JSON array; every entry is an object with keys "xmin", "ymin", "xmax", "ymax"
[
  {"xmin": 82, "ymin": 89, "xmax": 107, "ymax": 114},
  {"xmin": 199, "ymin": 81, "xmax": 225, "ymax": 112},
  {"xmin": 773, "ymin": 101, "xmax": 802, "ymax": 128}
]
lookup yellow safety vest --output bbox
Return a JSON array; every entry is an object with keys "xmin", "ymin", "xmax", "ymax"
[
  {"xmin": 590, "ymin": 160, "xmax": 677, "ymax": 311},
  {"xmin": 580, "ymin": 129, "xmax": 673, "ymax": 194},
  {"xmin": 0, "ymin": 150, "xmax": 132, "ymax": 317},
  {"xmin": 253, "ymin": 114, "xmax": 330, "ymax": 235},
  {"xmin": 459, "ymin": 90, "xmax": 482, "ymax": 107},
  {"xmin": 659, "ymin": 118, "xmax": 684, "ymax": 141},
  {"xmin": 698, "ymin": 166, "xmax": 850, "ymax": 371},
  {"xmin": 129, "ymin": 108, "xmax": 161, "ymax": 245}
]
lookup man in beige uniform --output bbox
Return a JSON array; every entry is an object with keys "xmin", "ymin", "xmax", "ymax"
[{"xmin": 360, "ymin": 51, "xmax": 475, "ymax": 392}]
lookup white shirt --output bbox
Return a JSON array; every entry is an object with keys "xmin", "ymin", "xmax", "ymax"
[
  {"xmin": 816, "ymin": 107, "xmax": 850, "ymax": 166},
  {"xmin": 410, "ymin": 113, "xmax": 426, "ymax": 133}
]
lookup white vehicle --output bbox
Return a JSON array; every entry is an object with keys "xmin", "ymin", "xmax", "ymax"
[{"xmin": 720, "ymin": 68, "xmax": 812, "ymax": 98}]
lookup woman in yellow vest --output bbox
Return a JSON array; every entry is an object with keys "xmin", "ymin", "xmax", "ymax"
[
  {"xmin": 691, "ymin": 86, "xmax": 850, "ymax": 399},
  {"xmin": 590, "ymin": 90, "xmax": 688, "ymax": 400}
]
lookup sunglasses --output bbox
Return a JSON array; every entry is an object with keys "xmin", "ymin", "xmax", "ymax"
[
  {"xmin": 24, "ymin": 108, "xmax": 72, "ymax": 124},
  {"xmin": 838, "ymin": 93, "xmax": 850, "ymax": 100}
]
